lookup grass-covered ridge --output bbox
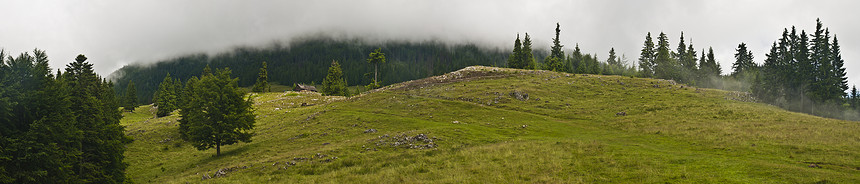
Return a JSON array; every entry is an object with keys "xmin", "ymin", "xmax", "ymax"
[{"xmin": 122, "ymin": 66, "xmax": 860, "ymax": 183}]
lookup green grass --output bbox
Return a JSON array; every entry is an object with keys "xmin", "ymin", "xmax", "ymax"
[{"xmin": 122, "ymin": 66, "xmax": 860, "ymax": 183}]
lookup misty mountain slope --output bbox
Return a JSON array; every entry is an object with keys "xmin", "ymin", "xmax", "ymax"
[
  {"xmin": 121, "ymin": 66, "xmax": 860, "ymax": 183},
  {"xmin": 109, "ymin": 37, "xmax": 529, "ymax": 104}
]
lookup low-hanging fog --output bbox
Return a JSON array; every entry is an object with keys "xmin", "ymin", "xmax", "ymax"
[{"xmin": 1, "ymin": 0, "xmax": 858, "ymax": 87}]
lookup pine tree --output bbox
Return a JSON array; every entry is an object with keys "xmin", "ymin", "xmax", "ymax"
[
  {"xmin": 252, "ymin": 61, "xmax": 270, "ymax": 93},
  {"xmin": 321, "ymin": 60, "xmax": 350, "ymax": 96},
  {"xmin": 654, "ymin": 32, "xmax": 677, "ymax": 80},
  {"xmin": 607, "ymin": 48, "xmax": 619, "ymax": 66},
  {"xmin": 179, "ymin": 67, "xmax": 255, "ymax": 156},
  {"xmin": 544, "ymin": 23, "xmax": 566, "ymax": 72},
  {"xmin": 638, "ymin": 32, "xmax": 656, "ymax": 77},
  {"xmin": 154, "ymin": 73, "xmax": 177, "ymax": 117},
  {"xmin": 507, "ymin": 34, "xmax": 523, "ymax": 69},
  {"xmin": 830, "ymin": 35, "xmax": 848, "ymax": 101},
  {"xmin": 64, "ymin": 54, "xmax": 130, "ymax": 183},
  {"xmin": 522, "ymin": 33, "xmax": 536, "ymax": 69},
  {"xmin": 123, "ymin": 81, "xmax": 137, "ymax": 111},
  {"xmin": 571, "ymin": 44, "xmax": 584, "ymax": 73},
  {"xmin": 366, "ymin": 48, "xmax": 386, "ymax": 89},
  {"xmin": 731, "ymin": 43, "xmax": 756, "ymax": 77}
]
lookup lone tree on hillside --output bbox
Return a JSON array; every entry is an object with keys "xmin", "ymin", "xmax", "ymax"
[
  {"xmin": 179, "ymin": 67, "xmax": 255, "ymax": 156},
  {"xmin": 366, "ymin": 48, "xmax": 386, "ymax": 89},
  {"xmin": 123, "ymin": 81, "xmax": 138, "ymax": 111},
  {"xmin": 251, "ymin": 61, "xmax": 270, "ymax": 93},
  {"xmin": 321, "ymin": 60, "xmax": 349, "ymax": 96}
]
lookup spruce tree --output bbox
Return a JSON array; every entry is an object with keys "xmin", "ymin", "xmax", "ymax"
[
  {"xmin": 638, "ymin": 32, "xmax": 656, "ymax": 77},
  {"xmin": 64, "ymin": 54, "xmax": 130, "ymax": 183},
  {"xmin": 252, "ymin": 61, "xmax": 270, "ymax": 93},
  {"xmin": 179, "ymin": 67, "xmax": 255, "ymax": 156},
  {"xmin": 522, "ymin": 33, "xmax": 536, "ymax": 69},
  {"xmin": 731, "ymin": 43, "xmax": 756, "ymax": 77},
  {"xmin": 544, "ymin": 23, "xmax": 565, "ymax": 72},
  {"xmin": 507, "ymin": 34, "xmax": 523, "ymax": 69},
  {"xmin": 653, "ymin": 32, "xmax": 676, "ymax": 80},
  {"xmin": 321, "ymin": 60, "xmax": 349, "ymax": 96},
  {"xmin": 571, "ymin": 44, "xmax": 584, "ymax": 73},
  {"xmin": 123, "ymin": 81, "xmax": 137, "ymax": 111},
  {"xmin": 830, "ymin": 35, "xmax": 848, "ymax": 101},
  {"xmin": 154, "ymin": 73, "xmax": 177, "ymax": 117}
]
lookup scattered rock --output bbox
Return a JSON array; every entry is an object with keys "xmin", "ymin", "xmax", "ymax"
[
  {"xmin": 452, "ymin": 120, "xmax": 460, "ymax": 124},
  {"xmin": 809, "ymin": 164, "xmax": 822, "ymax": 168},
  {"xmin": 322, "ymin": 142, "xmax": 330, "ymax": 145},
  {"xmin": 616, "ymin": 111, "xmax": 627, "ymax": 116},
  {"xmin": 510, "ymin": 91, "xmax": 529, "ymax": 101},
  {"xmin": 521, "ymin": 125, "xmax": 528, "ymax": 128},
  {"xmin": 370, "ymin": 133, "xmax": 437, "ymax": 149},
  {"xmin": 364, "ymin": 129, "xmax": 378, "ymax": 133}
]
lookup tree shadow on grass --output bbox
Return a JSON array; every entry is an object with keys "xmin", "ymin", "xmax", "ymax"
[{"xmin": 195, "ymin": 144, "xmax": 254, "ymax": 164}]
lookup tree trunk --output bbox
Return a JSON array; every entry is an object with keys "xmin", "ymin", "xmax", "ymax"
[
  {"xmin": 374, "ymin": 63, "xmax": 378, "ymax": 84},
  {"xmin": 216, "ymin": 142, "xmax": 221, "ymax": 156}
]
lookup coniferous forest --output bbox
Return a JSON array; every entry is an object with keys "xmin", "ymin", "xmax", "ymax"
[{"xmin": 110, "ymin": 37, "xmax": 521, "ymax": 104}]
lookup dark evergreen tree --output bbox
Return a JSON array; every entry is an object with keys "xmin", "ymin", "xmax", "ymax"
[
  {"xmin": 571, "ymin": 44, "xmax": 584, "ymax": 73},
  {"xmin": 321, "ymin": 60, "xmax": 349, "ymax": 96},
  {"xmin": 506, "ymin": 34, "xmax": 523, "ymax": 69},
  {"xmin": 154, "ymin": 73, "xmax": 177, "ymax": 117},
  {"xmin": 544, "ymin": 23, "xmax": 565, "ymax": 72},
  {"xmin": 179, "ymin": 67, "xmax": 255, "ymax": 156},
  {"xmin": 731, "ymin": 43, "xmax": 756, "ymax": 78},
  {"xmin": 638, "ymin": 32, "xmax": 656, "ymax": 77},
  {"xmin": 251, "ymin": 61, "xmax": 270, "ymax": 93},
  {"xmin": 522, "ymin": 33, "xmax": 536, "ymax": 69},
  {"xmin": 64, "ymin": 54, "xmax": 130, "ymax": 183},
  {"xmin": 123, "ymin": 81, "xmax": 137, "ymax": 111},
  {"xmin": 654, "ymin": 32, "xmax": 678, "ymax": 80}
]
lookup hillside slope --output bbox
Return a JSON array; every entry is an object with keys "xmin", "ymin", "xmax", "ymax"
[{"xmin": 122, "ymin": 66, "xmax": 860, "ymax": 183}]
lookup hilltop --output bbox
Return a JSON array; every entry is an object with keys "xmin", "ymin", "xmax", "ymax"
[{"xmin": 122, "ymin": 66, "xmax": 860, "ymax": 183}]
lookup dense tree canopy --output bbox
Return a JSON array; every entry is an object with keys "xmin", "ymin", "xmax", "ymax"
[{"xmin": 1, "ymin": 50, "xmax": 131, "ymax": 183}]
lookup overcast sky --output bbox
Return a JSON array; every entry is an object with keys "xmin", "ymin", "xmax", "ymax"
[{"xmin": 1, "ymin": 0, "xmax": 858, "ymax": 86}]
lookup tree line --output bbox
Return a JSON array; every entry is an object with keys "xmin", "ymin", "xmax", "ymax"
[
  {"xmin": 111, "ymin": 38, "xmax": 513, "ymax": 104},
  {"xmin": 505, "ymin": 20, "xmax": 854, "ymax": 120},
  {"xmin": 0, "ymin": 50, "xmax": 131, "ymax": 183}
]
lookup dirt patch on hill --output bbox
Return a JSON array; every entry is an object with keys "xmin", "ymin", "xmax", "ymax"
[{"xmin": 356, "ymin": 66, "xmax": 544, "ymax": 97}]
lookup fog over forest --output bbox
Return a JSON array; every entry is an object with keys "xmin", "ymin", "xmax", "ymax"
[{"xmin": 1, "ymin": 0, "xmax": 858, "ymax": 86}]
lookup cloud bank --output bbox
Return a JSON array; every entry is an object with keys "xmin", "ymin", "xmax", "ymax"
[{"xmin": 1, "ymin": 0, "xmax": 858, "ymax": 87}]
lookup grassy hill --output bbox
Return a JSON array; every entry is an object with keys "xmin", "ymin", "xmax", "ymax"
[{"xmin": 121, "ymin": 66, "xmax": 860, "ymax": 183}]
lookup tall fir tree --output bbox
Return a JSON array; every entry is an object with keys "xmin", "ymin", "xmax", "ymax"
[
  {"xmin": 123, "ymin": 81, "xmax": 137, "ymax": 111},
  {"xmin": 506, "ymin": 34, "xmax": 523, "ymax": 69},
  {"xmin": 252, "ymin": 61, "xmax": 270, "ymax": 93},
  {"xmin": 638, "ymin": 32, "xmax": 656, "ymax": 77},
  {"xmin": 653, "ymin": 32, "xmax": 677, "ymax": 80},
  {"xmin": 321, "ymin": 60, "xmax": 350, "ymax": 96},
  {"xmin": 64, "ymin": 54, "xmax": 130, "ymax": 183},
  {"xmin": 731, "ymin": 43, "xmax": 756, "ymax": 78},
  {"xmin": 544, "ymin": 23, "xmax": 566, "ymax": 72},
  {"xmin": 154, "ymin": 73, "xmax": 177, "ymax": 117},
  {"xmin": 522, "ymin": 33, "xmax": 536, "ymax": 69}
]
